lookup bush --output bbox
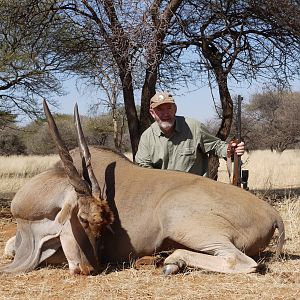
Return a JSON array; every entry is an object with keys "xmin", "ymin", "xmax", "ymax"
[
  {"xmin": 20, "ymin": 113, "xmax": 130, "ymax": 155},
  {"xmin": 0, "ymin": 127, "xmax": 26, "ymax": 155},
  {"xmin": 22, "ymin": 115, "xmax": 78, "ymax": 155}
]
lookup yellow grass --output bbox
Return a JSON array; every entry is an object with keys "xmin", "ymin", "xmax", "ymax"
[
  {"xmin": 277, "ymin": 197, "xmax": 300, "ymax": 254},
  {"xmin": 0, "ymin": 155, "xmax": 59, "ymax": 177},
  {"xmin": 218, "ymin": 149, "xmax": 300, "ymax": 190},
  {"xmin": 0, "ymin": 155, "xmax": 59, "ymax": 193},
  {"xmin": 2, "ymin": 149, "xmax": 299, "ymax": 193}
]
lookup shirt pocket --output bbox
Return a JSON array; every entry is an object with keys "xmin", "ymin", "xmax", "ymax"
[
  {"xmin": 176, "ymin": 147, "xmax": 196, "ymax": 171},
  {"xmin": 179, "ymin": 147, "xmax": 195, "ymax": 156}
]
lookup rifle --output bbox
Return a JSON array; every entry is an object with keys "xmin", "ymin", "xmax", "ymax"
[{"xmin": 231, "ymin": 95, "xmax": 249, "ymax": 190}]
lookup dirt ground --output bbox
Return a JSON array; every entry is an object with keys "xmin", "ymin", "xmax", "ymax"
[{"xmin": 0, "ymin": 196, "xmax": 299, "ymax": 300}]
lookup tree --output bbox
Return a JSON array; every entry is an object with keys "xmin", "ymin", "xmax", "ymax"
[
  {"xmin": 49, "ymin": 0, "xmax": 185, "ymax": 157},
  {"xmin": 244, "ymin": 90, "xmax": 300, "ymax": 152},
  {"xmin": 0, "ymin": 113, "xmax": 25, "ymax": 155},
  {"xmin": 0, "ymin": 0, "xmax": 72, "ymax": 121},
  {"xmin": 80, "ymin": 64, "xmax": 127, "ymax": 151},
  {"xmin": 54, "ymin": 1, "xmax": 300, "ymax": 155},
  {"xmin": 164, "ymin": 0, "xmax": 300, "ymax": 178},
  {"xmin": 0, "ymin": 111, "xmax": 16, "ymax": 129},
  {"xmin": 23, "ymin": 115, "xmax": 79, "ymax": 155},
  {"xmin": 169, "ymin": 0, "xmax": 300, "ymax": 136},
  {"xmin": 22, "ymin": 112, "xmax": 126, "ymax": 155}
]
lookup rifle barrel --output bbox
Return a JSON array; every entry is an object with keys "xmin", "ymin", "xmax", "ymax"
[
  {"xmin": 237, "ymin": 95, "xmax": 242, "ymax": 143},
  {"xmin": 235, "ymin": 95, "xmax": 243, "ymax": 187}
]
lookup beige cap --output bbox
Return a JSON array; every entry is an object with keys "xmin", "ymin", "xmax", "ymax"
[{"xmin": 150, "ymin": 91, "xmax": 175, "ymax": 108}]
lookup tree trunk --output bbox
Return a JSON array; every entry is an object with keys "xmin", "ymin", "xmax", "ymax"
[
  {"xmin": 140, "ymin": 69, "xmax": 158, "ymax": 134},
  {"xmin": 208, "ymin": 71, "xmax": 233, "ymax": 180},
  {"xmin": 120, "ymin": 70, "xmax": 140, "ymax": 157},
  {"xmin": 208, "ymin": 154, "xmax": 220, "ymax": 180},
  {"xmin": 201, "ymin": 42, "xmax": 233, "ymax": 180}
]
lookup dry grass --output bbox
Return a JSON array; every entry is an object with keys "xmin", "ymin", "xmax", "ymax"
[
  {"xmin": 276, "ymin": 198, "xmax": 300, "ymax": 254},
  {"xmin": 0, "ymin": 155, "xmax": 59, "ymax": 177},
  {"xmin": 0, "ymin": 262, "xmax": 299, "ymax": 300},
  {"xmin": 0, "ymin": 150, "xmax": 299, "ymax": 299},
  {"xmin": 0, "ymin": 155, "xmax": 59, "ymax": 193},
  {"xmin": 218, "ymin": 149, "xmax": 300, "ymax": 190}
]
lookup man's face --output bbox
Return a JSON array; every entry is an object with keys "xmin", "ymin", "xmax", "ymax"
[{"xmin": 150, "ymin": 103, "xmax": 177, "ymax": 131}]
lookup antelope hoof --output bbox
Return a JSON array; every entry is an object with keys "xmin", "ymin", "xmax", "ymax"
[{"xmin": 163, "ymin": 260, "xmax": 186, "ymax": 276}]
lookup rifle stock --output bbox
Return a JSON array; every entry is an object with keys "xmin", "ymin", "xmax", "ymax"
[{"xmin": 232, "ymin": 148, "xmax": 241, "ymax": 186}]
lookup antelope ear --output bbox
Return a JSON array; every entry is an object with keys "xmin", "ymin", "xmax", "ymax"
[
  {"xmin": 101, "ymin": 200, "xmax": 114, "ymax": 225},
  {"xmin": 56, "ymin": 201, "xmax": 77, "ymax": 225}
]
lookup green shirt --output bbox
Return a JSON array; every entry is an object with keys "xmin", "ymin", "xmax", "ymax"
[{"xmin": 135, "ymin": 116, "xmax": 228, "ymax": 176}]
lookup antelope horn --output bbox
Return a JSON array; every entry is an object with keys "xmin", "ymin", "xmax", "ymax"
[
  {"xmin": 43, "ymin": 100, "xmax": 91, "ymax": 196},
  {"xmin": 74, "ymin": 103, "xmax": 102, "ymax": 199}
]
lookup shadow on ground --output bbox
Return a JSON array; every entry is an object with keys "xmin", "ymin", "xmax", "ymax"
[
  {"xmin": 0, "ymin": 192, "xmax": 15, "ymax": 208},
  {"xmin": 250, "ymin": 187, "xmax": 300, "ymax": 202}
]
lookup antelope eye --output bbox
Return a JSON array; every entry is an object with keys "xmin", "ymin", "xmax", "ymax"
[{"xmin": 79, "ymin": 215, "xmax": 88, "ymax": 224}]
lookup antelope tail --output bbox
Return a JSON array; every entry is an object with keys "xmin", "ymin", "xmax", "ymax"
[{"xmin": 274, "ymin": 217, "xmax": 285, "ymax": 259}]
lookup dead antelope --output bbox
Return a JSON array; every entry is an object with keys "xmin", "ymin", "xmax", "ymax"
[{"xmin": 1, "ymin": 104, "xmax": 285, "ymax": 275}]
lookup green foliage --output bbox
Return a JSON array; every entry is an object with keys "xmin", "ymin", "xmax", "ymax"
[
  {"xmin": 0, "ymin": 0, "xmax": 68, "ymax": 119},
  {"xmin": 84, "ymin": 115, "xmax": 113, "ymax": 147},
  {"xmin": 83, "ymin": 113, "xmax": 130, "ymax": 151}
]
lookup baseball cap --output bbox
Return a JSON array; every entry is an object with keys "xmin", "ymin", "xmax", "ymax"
[{"xmin": 150, "ymin": 91, "xmax": 175, "ymax": 108}]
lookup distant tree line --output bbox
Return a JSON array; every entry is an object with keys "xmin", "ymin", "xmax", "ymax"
[
  {"xmin": 1, "ymin": 90, "xmax": 299, "ymax": 156},
  {"xmin": 0, "ymin": 110, "xmax": 130, "ymax": 155},
  {"xmin": 242, "ymin": 91, "xmax": 300, "ymax": 152},
  {"xmin": 206, "ymin": 90, "xmax": 300, "ymax": 152}
]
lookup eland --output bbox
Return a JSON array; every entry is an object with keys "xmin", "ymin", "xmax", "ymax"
[{"xmin": 1, "ymin": 103, "xmax": 285, "ymax": 275}]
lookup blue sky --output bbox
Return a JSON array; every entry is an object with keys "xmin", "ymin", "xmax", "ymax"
[
  {"xmin": 56, "ymin": 77, "xmax": 300, "ymax": 123},
  {"xmin": 56, "ymin": 79, "xmax": 221, "ymax": 122}
]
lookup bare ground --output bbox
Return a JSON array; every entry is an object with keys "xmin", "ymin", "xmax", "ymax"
[{"xmin": 0, "ymin": 195, "xmax": 299, "ymax": 300}]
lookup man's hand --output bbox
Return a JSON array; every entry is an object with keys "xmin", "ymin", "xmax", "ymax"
[{"xmin": 231, "ymin": 141, "xmax": 245, "ymax": 156}]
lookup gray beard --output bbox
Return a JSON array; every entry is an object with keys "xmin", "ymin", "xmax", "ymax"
[{"xmin": 158, "ymin": 120, "xmax": 175, "ymax": 131}]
